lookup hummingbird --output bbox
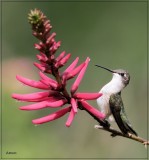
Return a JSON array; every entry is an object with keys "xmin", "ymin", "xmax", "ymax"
[{"xmin": 95, "ymin": 65, "xmax": 138, "ymax": 136}]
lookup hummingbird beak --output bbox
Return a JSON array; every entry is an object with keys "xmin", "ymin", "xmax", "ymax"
[{"xmin": 95, "ymin": 65, "xmax": 115, "ymax": 73}]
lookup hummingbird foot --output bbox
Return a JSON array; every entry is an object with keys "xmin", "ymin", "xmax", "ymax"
[
  {"xmin": 97, "ymin": 119, "xmax": 110, "ymax": 128},
  {"xmin": 94, "ymin": 118, "xmax": 111, "ymax": 130},
  {"xmin": 94, "ymin": 123, "xmax": 111, "ymax": 130},
  {"xmin": 94, "ymin": 124, "xmax": 103, "ymax": 129},
  {"xmin": 94, "ymin": 124, "xmax": 117, "ymax": 137}
]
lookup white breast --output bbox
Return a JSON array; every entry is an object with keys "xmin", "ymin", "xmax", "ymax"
[
  {"xmin": 97, "ymin": 73, "xmax": 125, "ymax": 120},
  {"xmin": 97, "ymin": 90, "xmax": 111, "ymax": 118}
]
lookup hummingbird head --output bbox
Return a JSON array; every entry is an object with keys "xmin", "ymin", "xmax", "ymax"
[{"xmin": 95, "ymin": 65, "xmax": 130, "ymax": 87}]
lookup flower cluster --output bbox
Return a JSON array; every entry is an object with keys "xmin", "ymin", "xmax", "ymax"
[{"xmin": 12, "ymin": 9, "xmax": 105, "ymax": 127}]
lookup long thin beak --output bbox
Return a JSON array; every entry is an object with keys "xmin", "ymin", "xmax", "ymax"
[{"xmin": 95, "ymin": 64, "xmax": 115, "ymax": 73}]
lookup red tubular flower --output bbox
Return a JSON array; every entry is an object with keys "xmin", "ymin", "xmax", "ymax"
[
  {"xmin": 55, "ymin": 51, "xmax": 66, "ymax": 62},
  {"xmin": 63, "ymin": 62, "xmax": 85, "ymax": 80},
  {"xmin": 65, "ymin": 108, "xmax": 76, "ymax": 127},
  {"xmin": 63, "ymin": 57, "xmax": 79, "ymax": 75},
  {"xmin": 46, "ymin": 32, "xmax": 56, "ymax": 44},
  {"xmin": 71, "ymin": 98, "xmax": 78, "ymax": 113},
  {"xmin": 36, "ymin": 53, "xmax": 48, "ymax": 62},
  {"xmin": 34, "ymin": 62, "xmax": 46, "ymax": 72},
  {"xmin": 32, "ymin": 106, "xmax": 71, "ymax": 124},
  {"xmin": 12, "ymin": 91, "xmax": 50, "ymax": 101},
  {"xmin": 19, "ymin": 99, "xmax": 67, "ymax": 110},
  {"xmin": 34, "ymin": 43, "xmax": 42, "ymax": 50},
  {"xmin": 74, "ymin": 93, "xmax": 102, "ymax": 100},
  {"xmin": 16, "ymin": 75, "xmax": 49, "ymax": 89},
  {"xmin": 79, "ymin": 100, "xmax": 105, "ymax": 120},
  {"xmin": 12, "ymin": 9, "xmax": 105, "ymax": 127},
  {"xmin": 12, "ymin": 90, "xmax": 61, "ymax": 102},
  {"xmin": 71, "ymin": 57, "xmax": 90, "ymax": 94},
  {"xmin": 50, "ymin": 41, "xmax": 61, "ymax": 54},
  {"xmin": 55, "ymin": 53, "xmax": 71, "ymax": 68},
  {"xmin": 39, "ymin": 71, "xmax": 58, "ymax": 89}
]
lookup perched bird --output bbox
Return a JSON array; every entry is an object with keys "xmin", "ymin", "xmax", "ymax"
[{"xmin": 96, "ymin": 65, "xmax": 137, "ymax": 136}]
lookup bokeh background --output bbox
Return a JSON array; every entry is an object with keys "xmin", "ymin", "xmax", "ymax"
[{"xmin": 1, "ymin": 1, "xmax": 148, "ymax": 159}]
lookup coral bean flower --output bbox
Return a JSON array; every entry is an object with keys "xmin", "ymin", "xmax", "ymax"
[{"xmin": 12, "ymin": 9, "xmax": 105, "ymax": 127}]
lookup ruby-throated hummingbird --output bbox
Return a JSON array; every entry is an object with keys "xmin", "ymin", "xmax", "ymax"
[{"xmin": 95, "ymin": 65, "xmax": 138, "ymax": 136}]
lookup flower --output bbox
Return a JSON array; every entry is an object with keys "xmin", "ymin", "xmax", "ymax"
[{"xmin": 12, "ymin": 9, "xmax": 105, "ymax": 127}]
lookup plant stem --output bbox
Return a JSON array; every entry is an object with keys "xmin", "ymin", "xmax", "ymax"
[{"xmin": 95, "ymin": 124, "xmax": 149, "ymax": 146}]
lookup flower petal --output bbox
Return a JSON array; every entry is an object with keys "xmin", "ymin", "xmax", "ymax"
[
  {"xmin": 36, "ymin": 52, "xmax": 48, "ymax": 62},
  {"xmin": 40, "ymin": 52, "xmax": 48, "ymax": 61},
  {"xmin": 39, "ymin": 71, "xmax": 58, "ymax": 89},
  {"xmin": 34, "ymin": 43, "xmax": 42, "ymax": 50},
  {"xmin": 79, "ymin": 100, "xmax": 105, "ymax": 120},
  {"xmin": 17, "ymin": 95, "xmax": 64, "ymax": 103},
  {"xmin": 63, "ymin": 62, "xmax": 85, "ymax": 80},
  {"xmin": 74, "ymin": 92, "xmax": 102, "ymax": 100},
  {"xmin": 50, "ymin": 41, "xmax": 61, "ymax": 54},
  {"xmin": 32, "ymin": 106, "xmax": 71, "ymax": 124},
  {"xmin": 56, "ymin": 51, "xmax": 66, "ymax": 62},
  {"xmin": 39, "ymin": 71, "xmax": 56, "ymax": 83},
  {"xmin": 20, "ymin": 99, "xmax": 67, "ymax": 110},
  {"xmin": 40, "ymin": 79, "xmax": 58, "ymax": 89},
  {"xmin": 12, "ymin": 90, "xmax": 61, "ymax": 102},
  {"xmin": 46, "ymin": 32, "xmax": 56, "ymax": 44},
  {"xmin": 71, "ymin": 98, "xmax": 78, "ymax": 113},
  {"xmin": 71, "ymin": 57, "xmax": 90, "ymax": 94},
  {"xmin": 12, "ymin": 91, "xmax": 49, "ymax": 101},
  {"xmin": 34, "ymin": 62, "xmax": 46, "ymax": 72},
  {"xmin": 34, "ymin": 42, "xmax": 46, "ymax": 52},
  {"xmin": 62, "ymin": 57, "xmax": 79, "ymax": 75},
  {"xmin": 55, "ymin": 53, "xmax": 71, "ymax": 68},
  {"xmin": 65, "ymin": 108, "xmax": 76, "ymax": 127},
  {"xmin": 16, "ymin": 75, "xmax": 49, "ymax": 89}
]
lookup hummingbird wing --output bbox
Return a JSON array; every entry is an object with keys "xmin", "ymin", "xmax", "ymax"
[{"xmin": 109, "ymin": 93, "xmax": 138, "ymax": 136}]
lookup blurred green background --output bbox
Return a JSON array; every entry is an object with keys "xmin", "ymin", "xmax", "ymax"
[{"xmin": 1, "ymin": 1, "xmax": 148, "ymax": 159}]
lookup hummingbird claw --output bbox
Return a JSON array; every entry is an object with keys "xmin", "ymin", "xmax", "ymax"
[{"xmin": 94, "ymin": 124, "xmax": 103, "ymax": 129}]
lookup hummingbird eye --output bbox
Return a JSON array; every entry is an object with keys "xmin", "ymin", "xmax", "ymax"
[{"xmin": 119, "ymin": 73, "xmax": 124, "ymax": 76}]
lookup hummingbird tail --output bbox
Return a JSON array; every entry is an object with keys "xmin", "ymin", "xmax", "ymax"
[
  {"xmin": 124, "ymin": 123, "xmax": 138, "ymax": 136},
  {"xmin": 109, "ymin": 93, "xmax": 138, "ymax": 136}
]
